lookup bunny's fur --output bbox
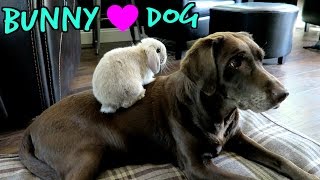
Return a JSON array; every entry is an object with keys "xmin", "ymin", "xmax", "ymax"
[{"xmin": 92, "ymin": 38, "xmax": 167, "ymax": 113}]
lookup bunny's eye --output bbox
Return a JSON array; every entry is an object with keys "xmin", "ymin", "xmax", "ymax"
[{"xmin": 156, "ymin": 48, "xmax": 161, "ymax": 53}]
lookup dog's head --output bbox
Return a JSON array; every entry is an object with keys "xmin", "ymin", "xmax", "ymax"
[{"xmin": 180, "ymin": 32, "xmax": 288, "ymax": 112}]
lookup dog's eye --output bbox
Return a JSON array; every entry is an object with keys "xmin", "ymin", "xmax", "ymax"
[
  {"xmin": 156, "ymin": 48, "xmax": 161, "ymax": 53},
  {"xmin": 229, "ymin": 58, "xmax": 242, "ymax": 69}
]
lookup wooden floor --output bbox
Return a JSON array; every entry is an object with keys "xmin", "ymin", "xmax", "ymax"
[
  {"xmin": 1, "ymin": 27, "xmax": 319, "ymax": 155},
  {"xmin": 262, "ymin": 28, "xmax": 320, "ymax": 142}
]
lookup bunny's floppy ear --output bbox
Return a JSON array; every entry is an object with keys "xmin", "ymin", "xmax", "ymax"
[
  {"xmin": 145, "ymin": 47, "xmax": 160, "ymax": 74},
  {"xmin": 180, "ymin": 33, "xmax": 224, "ymax": 96},
  {"xmin": 236, "ymin": 31, "xmax": 253, "ymax": 39}
]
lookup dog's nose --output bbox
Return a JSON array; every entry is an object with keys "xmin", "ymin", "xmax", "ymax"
[{"xmin": 273, "ymin": 91, "xmax": 289, "ymax": 103}]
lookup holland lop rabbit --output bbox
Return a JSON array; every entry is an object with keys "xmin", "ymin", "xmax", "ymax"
[{"xmin": 92, "ymin": 38, "xmax": 167, "ymax": 113}]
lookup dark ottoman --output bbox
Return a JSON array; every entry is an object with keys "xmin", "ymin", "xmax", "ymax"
[{"xmin": 210, "ymin": 2, "xmax": 299, "ymax": 64}]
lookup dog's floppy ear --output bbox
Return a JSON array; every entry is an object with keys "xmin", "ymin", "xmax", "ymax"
[
  {"xmin": 180, "ymin": 34, "xmax": 224, "ymax": 96},
  {"xmin": 145, "ymin": 47, "xmax": 160, "ymax": 74}
]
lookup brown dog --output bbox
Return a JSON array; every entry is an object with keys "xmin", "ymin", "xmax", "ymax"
[{"xmin": 19, "ymin": 32, "xmax": 318, "ymax": 180}]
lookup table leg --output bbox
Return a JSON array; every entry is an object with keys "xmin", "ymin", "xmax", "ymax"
[
  {"xmin": 95, "ymin": 0, "xmax": 101, "ymax": 55},
  {"xmin": 130, "ymin": 0, "xmax": 142, "ymax": 43},
  {"xmin": 278, "ymin": 56, "xmax": 284, "ymax": 64},
  {"xmin": 303, "ymin": 35, "xmax": 320, "ymax": 50}
]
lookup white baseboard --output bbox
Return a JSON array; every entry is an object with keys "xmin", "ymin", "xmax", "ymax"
[{"xmin": 80, "ymin": 27, "xmax": 143, "ymax": 45}]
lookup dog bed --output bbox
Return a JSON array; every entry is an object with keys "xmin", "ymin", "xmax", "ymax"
[{"xmin": 0, "ymin": 111, "xmax": 319, "ymax": 180}]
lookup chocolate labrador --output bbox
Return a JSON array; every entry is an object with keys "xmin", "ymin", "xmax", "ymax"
[{"xmin": 20, "ymin": 32, "xmax": 319, "ymax": 180}]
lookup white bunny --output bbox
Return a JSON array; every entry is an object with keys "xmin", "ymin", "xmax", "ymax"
[{"xmin": 92, "ymin": 38, "xmax": 167, "ymax": 113}]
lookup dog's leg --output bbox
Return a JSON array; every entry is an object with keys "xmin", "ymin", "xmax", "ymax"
[
  {"xmin": 171, "ymin": 120, "xmax": 254, "ymax": 180},
  {"xmin": 64, "ymin": 149, "xmax": 102, "ymax": 180},
  {"xmin": 226, "ymin": 131, "xmax": 319, "ymax": 180}
]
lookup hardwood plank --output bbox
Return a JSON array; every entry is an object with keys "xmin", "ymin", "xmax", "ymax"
[
  {"xmin": 262, "ymin": 28, "xmax": 320, "ymax": 142},
  {"xmin": 0, "ymin": 130, "xmax": 24, "ymax": 154}
]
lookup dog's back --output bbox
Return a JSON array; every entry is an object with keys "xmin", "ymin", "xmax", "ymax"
[{"xmin": 20, "ymin": 75, "xmax": 176, "ymax": 179}]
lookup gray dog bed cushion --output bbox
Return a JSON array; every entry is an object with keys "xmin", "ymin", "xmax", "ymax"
[{"xmin": 1, "ymin": 111, "xmax": 320, "ymax": 180}]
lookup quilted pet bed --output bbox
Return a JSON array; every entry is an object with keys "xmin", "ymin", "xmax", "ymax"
[{"xmin": 0, "ymin": 110, "xmax": 319, "ymax": 180}]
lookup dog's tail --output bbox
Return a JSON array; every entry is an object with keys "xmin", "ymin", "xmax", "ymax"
[{"xmin": 19, "ymin": 129, "xmax": 59, "ymax": 180}]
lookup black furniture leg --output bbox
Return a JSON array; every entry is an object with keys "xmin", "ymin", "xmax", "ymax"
[
  {"xmin": 175, "ymin": 50, "xmax": 182, "ymax": 60},
  {"xmin": 278, "ymin": 56, "xmax": 284, "ymax": 64},
  {"xmin": 303, "ymin": 35, "xmax": 320, "ymax": 50},
  {"xmin": 92, "ymin": 25, "xmax": 97, "ymax": 48},
  {"xmin": 94, "ymin": 0, "xmax": 101, "ymax": 55},
  {"xmin": 138, "ymin": 25, "xmax": 143, "ymax": 35},
  {"xmin": 304, "ymin": 23, "xmax": 309, "ymax": 32},
  {"xmin": 175, "ymin": 40, "xmax": 187, "ymax": 60},
  {"xmin": 92, "ymin": 3, "xmax": 97, "ymax": 51},
  {"xmin": 129, "ymin": 24, "xmax": 143, "ymax": 44},
  {"xmin": 0, "ymin": 96, "xmax": 8, "ymax": 120},
  {"xmin": 129, "ymin": 0, "xmax": 142, "ymax": 44},
  {"xmin": 175, "ymin": 41, "xmax": 183, "ymax": 60},
  {"xmin": 129, "ymin": 26, "xmax": 136, "ymax": 44}
]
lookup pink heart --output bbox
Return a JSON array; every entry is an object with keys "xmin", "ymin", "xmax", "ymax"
[{"xmin": 107, "ymin": 5, "xmax": 139, "ymax": 32}]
